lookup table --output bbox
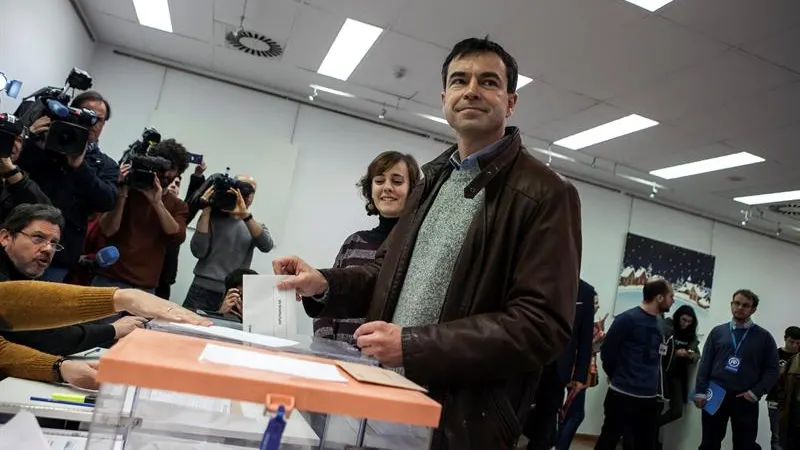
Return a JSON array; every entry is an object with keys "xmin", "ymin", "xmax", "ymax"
[{"xmin": 0, "ymin": 378, "xmax": 94, "ymax": 424}]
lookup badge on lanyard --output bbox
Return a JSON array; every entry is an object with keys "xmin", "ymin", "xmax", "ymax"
[
  {"xmin": 725, "ymin": 323, "xmax": 750, "ymax": 374},
  {"xmin": 659, "ymin": 343, "xmax": 668, "ymax": 356}
]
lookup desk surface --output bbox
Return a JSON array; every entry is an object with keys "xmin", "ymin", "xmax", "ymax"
[{"xmin": 0, "ymin": 377, "xmax": 94, "ymax": 423}]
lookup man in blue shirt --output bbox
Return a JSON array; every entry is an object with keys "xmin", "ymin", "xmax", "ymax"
[
  {"xmin": 694, "ymin": 289, "xmax": 779, "ymax": 449},
  {"xmin": 595, "ymin": 278, "xmax": 674, "ymax": 450}
]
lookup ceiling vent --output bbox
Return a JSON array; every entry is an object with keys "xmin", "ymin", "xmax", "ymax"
[
  {"xmin": 225, "ymin": 27, "xmax": 283, "ymax": 59},
  {"xmin": 767, "ymin": 202, "xmax": 800, "ymax": 218}
]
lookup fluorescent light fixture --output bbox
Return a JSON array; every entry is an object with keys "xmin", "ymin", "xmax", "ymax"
[
  {"xmin": 318, "ymin": 18, "xmax": 383, "ymax": 81},
  {"xmin": 132, "ymin": 0, "xmax": 173, "ymax": 33},
  {"xmin": 554, "ymin": 114, "xmax": 659, "ymax": 150},
  {"xmin": 417, "ymin": 113, "xmax": 449, "ymax": 125},
  {"xmin": 531, "ymin": 147, "xmax": 575, "ymax": 162},
  {"xmin": 309, "ymin": 84, "xmax": 355, "ymax": 98},
  {"xmin": 623, "ymin": 0, "xmax": 676, "ymax": 12},
  {"xmin": 734, "ymin": 190, "xmax": 800, "ymax": 206},
  {"xmin": 650, "ymin": 152, "xmax": 765, "ymax": 180},
  {"xmin": 617, "ymin": 174, "xmax": 667, "ymax": 190},
  {"xmin": 516, "ymin": 75, "xmax": 534, "ymax": 91}
]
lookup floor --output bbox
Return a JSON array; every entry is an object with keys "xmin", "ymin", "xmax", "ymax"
[{"xmin": 516, "ymin": 436, "xmax": 597, "ymax": 449}]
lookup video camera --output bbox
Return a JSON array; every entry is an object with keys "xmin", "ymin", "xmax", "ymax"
[
  {"xmin": 119, "ymin": 128, "xmax": 171, "ymax": 191},
  {"xmin": 191, "ymin": 169, "xmax": 254, "ymax": 213},
  {"xmin": 16, "ymin": 68, "xmax": 97, "ymax": 157},
  {"xmin": 0, "ymin": 113, "xmax": 22, "ymax": 158}
]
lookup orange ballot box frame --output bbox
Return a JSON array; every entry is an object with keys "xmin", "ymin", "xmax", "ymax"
[{"xmin": 95, "ymin": 328, "xmax": 442, "ymax": 429}]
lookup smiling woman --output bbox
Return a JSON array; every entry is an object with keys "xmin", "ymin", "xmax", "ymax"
[{"xmin": 310, "ymin": 151, "xmax": 421, "ymax": 345}]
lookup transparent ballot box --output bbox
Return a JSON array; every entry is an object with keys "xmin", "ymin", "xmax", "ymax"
[{"xmin": 85, "ymin": 329, "xmax": 441, "ymax": 450}]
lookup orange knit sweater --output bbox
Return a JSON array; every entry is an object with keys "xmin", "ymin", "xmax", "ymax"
[{"xmin": 0, "ymin": 281, "xmax": 118, "ymax": 382}]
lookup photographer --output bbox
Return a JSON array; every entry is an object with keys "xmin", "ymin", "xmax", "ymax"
[
  {"xmin": 0, "ymin": 114, "xmax": 51, "ymax": 220},
  {"xmin": 16, "ymin": 91, "xmax": 119, "ymax": 282},
  {"xmin": 92, "ymin": 139, "xmax": 189, "ymax": 292},
  {"xmin": 182, "ymin": 174, "xmax": 273, "ymax": 313}
]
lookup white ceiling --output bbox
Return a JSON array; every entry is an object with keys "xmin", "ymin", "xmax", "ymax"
[{"xmin": 76, "ymin": 0, "xmax": 800, "ymax": 243}]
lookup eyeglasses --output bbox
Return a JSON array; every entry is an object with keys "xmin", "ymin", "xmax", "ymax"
[{"xmin": 16, "ymin": 231, "xmax": 64, "ymax": 251}]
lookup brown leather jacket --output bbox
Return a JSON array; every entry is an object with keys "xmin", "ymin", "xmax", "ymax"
[{"xmin": 304, "ymin": 127, "xmax": 582, "ymax": 449}]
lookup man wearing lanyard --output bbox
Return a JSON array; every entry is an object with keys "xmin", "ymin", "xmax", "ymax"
[{"xmin": 694, "ymin": 289, "xmax": 780, "ymax": 449}]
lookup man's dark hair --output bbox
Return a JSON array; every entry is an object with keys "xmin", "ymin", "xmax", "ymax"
[
  {"xmin": 733, "ymin": 289, "xmax": 760, "ymax": 308},
  {"xmin": 0, "ymin": 204, "xmax": 64, "ymax": 233},
  {"xmin": 785, "ymin": 326, "xmax": 800, "ymax": 340},
  {"xmin": 71, "ymin": 91, "xmax": 111, "ymax": 121},
  {"xmin": 441, "ymin": 37, "xmax": 519, "ymax": 94},
  {"xmin": 225, "ymin": 268, "xmax": 258, "ymax": 292},
  {"xmin": 643, "ymin": 278, "xmax": 671, "ymax": 302},
  {"xmin": 358, "ymin": 151, "xmax": 421, "ymax": 216},
  {"xmin": 150, "ymin": 138, "xmax": 190, "ymax": 175}
]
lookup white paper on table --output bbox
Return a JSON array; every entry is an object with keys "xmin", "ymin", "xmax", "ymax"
[
  {"xmin": 199, "ymin": 343, "xmax": 348, "ymax": 383},
  {"xmin": 139, "ymin": 389, "xmax": 232, "ymax": 413},
  {"xmin": 168, "ymin": 322, "xmax": 298, "ymax": 348},
  {"xmin": 45, "ymin": 434, "xmax": 87, "ymax": 450},
  {"xmin": 0, "ymin": 410, "xmax": 49, "ymax": 450},
  {"xmin": 242, "ymin": 274, "xmax": 296, "ymax": 338}
]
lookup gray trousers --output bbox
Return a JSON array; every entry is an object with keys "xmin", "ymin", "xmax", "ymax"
[{"xmin": 770, "ymin": 404, "xmax": 783, "ymax": 450}]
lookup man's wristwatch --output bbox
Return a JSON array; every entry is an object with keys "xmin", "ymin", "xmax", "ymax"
[
  {"xmin": 52, "ymin": 358, "xmax": 66, "ymax": 383},
  {"xmin": 243, "ymin": 214, "xmax": 253, "ymax": 222},
  {"xmin": 1, "ymin": 166, "xmax": 20, "ymax": 179}
]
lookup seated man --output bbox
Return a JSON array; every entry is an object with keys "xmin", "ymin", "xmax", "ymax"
[
  {"xmin": 0, "ymin": 204, "xmax": 145, "ymax": 358},
  {"xmin": 213, "ymin": 268, "xmax": 258, "ymax": 322},
  {"xmin": 0, "ymin": 280, "xmax": 210, "ymax": 390}
]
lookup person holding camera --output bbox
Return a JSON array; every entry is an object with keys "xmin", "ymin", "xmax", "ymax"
[
  {"xmin": 91, "ymin": 139, "xmax": 189, "ymax": 292},
  {"xmin": 0, "ymin": 114, "xmax": 51, "ymax": 221},
  {"xmin": 15, "ymin": 91, "xmax": 120, "ymax": 282},
  {"xmin": 182, "ymin": 174, "xmax": 273, "ymax": 313}
]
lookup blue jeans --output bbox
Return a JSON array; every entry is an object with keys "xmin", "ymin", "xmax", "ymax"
[
  {"xmin": 40, "ymin": 266, "xmax": 70, "ymax": 282},
  {"xmin": 557, "ymin": 388, "xmax": 586, "ymax": 450}
]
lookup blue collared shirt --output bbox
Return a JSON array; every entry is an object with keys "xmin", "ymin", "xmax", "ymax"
[
  {"xmin": 449, "ymin": 137, "xmax": 508, "ymax": 171},
  {"xmin": 731, "ymin": 319, "xmax": 754, "ymax": 329}
]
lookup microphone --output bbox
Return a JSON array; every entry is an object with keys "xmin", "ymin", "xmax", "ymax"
[{"xmin": 78, "ymin": 246, "xmax": 120, "ymax": 270}]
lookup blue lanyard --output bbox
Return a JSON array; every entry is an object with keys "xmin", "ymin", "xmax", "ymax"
[{"xmin": 729, "ymin": 323, "xmax": 751, "ymax": 357}]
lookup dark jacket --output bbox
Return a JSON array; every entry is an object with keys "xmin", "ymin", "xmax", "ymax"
[
  {"xmin": 16, "ymin": 139, "xmax": 119, "ymax": 268},
  {"xmin": 557, "ymin": 279, "xmax": 596, "ymax": 385},
  {"xmin": 0, "ymin": 249, "xmax": 115, "ymax": 354},
  {"xmin": 661, "ymin": 308, "xmax": 700, "ymax": 403},
  {"xmin": 303, "ymin": 127, "xmax": 582, "ymax": 449},
  {"xmin": 0, "ymin": 172, "xmax": 52, "ymax": 221}
]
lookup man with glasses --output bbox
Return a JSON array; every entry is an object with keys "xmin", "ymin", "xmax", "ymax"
[
  {"xmin": 17, "ymin": 91, "xmax": 120, "ymax": 282},
  {"xmin": 0, "ymin": 204, "xmax": 145, "ymax": 389},
  {"xmin": 694, "ymin": 289, "xmax": 780, "ymax": 449}
]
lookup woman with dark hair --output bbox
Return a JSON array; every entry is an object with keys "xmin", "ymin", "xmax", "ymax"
[
  {"xmin": 659, "ymin": 305, "xmax": 700, "ymax": 428},
  {"xmin": 312, "ymin": 150, "xmax": 421, "ymax": 345}
]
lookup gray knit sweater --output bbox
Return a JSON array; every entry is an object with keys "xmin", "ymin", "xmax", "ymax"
[{"xmin": 392, "ymin": 165, "xmax": 484, "ymax": 327}]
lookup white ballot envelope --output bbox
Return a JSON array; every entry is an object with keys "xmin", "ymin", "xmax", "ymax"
[{"xmin": 242, "ymin": 274, "xmax": 297, "ymax": 338}]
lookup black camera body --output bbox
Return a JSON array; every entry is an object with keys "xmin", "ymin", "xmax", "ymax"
[
  {"xmin": 0, "ymin": 113, "xmax": 22, "ymax": 158},
  {"xmin": 128, "ymin": 154, "xmax": 172, "ymax": 191},
  {"xmin": 16, "ymin": 68, "xmax": 96, "ymax": 157},
  {"xmin": 119, "ymin": 127, "xmax": 169, "ymax": 191},
  {"xmin": 209, "ymin": 173, "xmax": 254, "ymax": 211}
]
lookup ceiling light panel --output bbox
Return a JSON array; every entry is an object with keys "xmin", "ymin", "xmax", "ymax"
[
  {"xmin": 417, "ymin": 113, "xmax": 449, "ymax": 125},
  {"xmin": 132, "ymin": 0, "xmax": 173, "ymax": 33},
  {"xmin": 649, "ymin": 152, "xmax": 765, "ymax": 180},
  {"xmin": 554, "ymin": 114, "xmax": 659, "ymax": 150},
  {"xmin": 309, "ymin": 84, "xmax": 355, "ymax": 98},
  {"xmin": 622, "ymin": 0, "xmax": 676, "ymax": 12},
  {"xmin": 734, "ymin": 190, "xmax": 800, "ymax": 206},
  {"xmin": 318, "ymin": 19, "xmax": 383, "ymax": 81}
]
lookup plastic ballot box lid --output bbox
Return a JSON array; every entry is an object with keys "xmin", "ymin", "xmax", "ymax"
[{"xmin": 95, "ymin": 328, "xmax": 441, "ymax": 428}]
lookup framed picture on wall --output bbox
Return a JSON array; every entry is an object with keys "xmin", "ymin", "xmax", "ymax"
[{"xmin": 613, "ymin": 233, "xmax": 716, "ymax": 334}]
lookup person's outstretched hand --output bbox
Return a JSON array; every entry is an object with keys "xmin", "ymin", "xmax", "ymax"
[
  {"xmin": 272, "ymin": 256, "xmax": 328, "ymax": 298},
  {"xmin": 112, "ymin": 289, "xmax": 212, "ymax": 326}
]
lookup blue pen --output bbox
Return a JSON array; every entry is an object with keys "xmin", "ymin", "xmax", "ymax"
[
  {"xmin": 259, "ymin": 405, "xmax": 287, "ymax": 450},
  {"xmin": 29, "ymin": 396, "xmax": 94, "ymax": 408}
]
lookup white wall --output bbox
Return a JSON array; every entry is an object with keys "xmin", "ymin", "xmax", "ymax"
[
  {"xmin": 0, "ymin": 0, "xmax": 94, "ymax": 113},
  {"xmin": 85, "ymin": 48, "xmax": 800, "ymax": 449}
]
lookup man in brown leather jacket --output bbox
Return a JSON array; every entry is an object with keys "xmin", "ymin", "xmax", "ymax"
[{"xmin": 274, "ymin": 37, "xmax": 582, "ymax": 449}]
